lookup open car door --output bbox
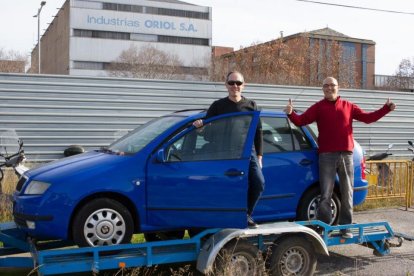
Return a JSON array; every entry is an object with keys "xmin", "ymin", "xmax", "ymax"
[{"xmin": 146, "ymin": 111, "xmax": 260, "ymax": 228}]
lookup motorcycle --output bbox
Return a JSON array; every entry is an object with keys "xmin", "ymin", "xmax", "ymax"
[
  {"xmin": 408, "ymin": 140, "xmax": 414, "ymax": 160},
  {"xmin": 365, "ymin": 144, "xmax": 393, "ymax": 190},
  {"xmin": 0, "ymin": 130, "xmax": 28, "ymax": 191}
]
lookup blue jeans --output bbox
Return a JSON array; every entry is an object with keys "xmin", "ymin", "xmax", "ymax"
[
  {"xmin": 318, "ymin": 152, "xmax": 354, "ymax": 225},
  {"xmin": 247, "ymin": 153, "xmax": 265, "ymax": 215}
]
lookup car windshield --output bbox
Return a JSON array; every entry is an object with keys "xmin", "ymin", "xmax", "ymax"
[{"xmin": 108, "ymin": 116, "xmax": 184, "ymax": 154}]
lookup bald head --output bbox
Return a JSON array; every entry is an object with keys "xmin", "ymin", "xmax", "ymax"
[
  {"xmin": 322, "ymin": 77, "xmax": 339, "ymax": 101},
  {"xmin": 323, "ymin": 77, "xmax": 338, "ymax": 86}
]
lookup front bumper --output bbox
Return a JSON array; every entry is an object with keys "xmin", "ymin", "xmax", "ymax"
[{"xmin": 13, "ymin": 193, "xmax": 70, "ymax": 240}]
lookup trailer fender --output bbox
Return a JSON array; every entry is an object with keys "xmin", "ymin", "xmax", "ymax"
[{"xmin": 196, "ymin": 221, "xmax": 328, "ymax": 274}]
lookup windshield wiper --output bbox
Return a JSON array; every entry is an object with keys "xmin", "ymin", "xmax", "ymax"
[{"xmin": 97, "ymin": 146, "xmax": 114, "ymax": 153}]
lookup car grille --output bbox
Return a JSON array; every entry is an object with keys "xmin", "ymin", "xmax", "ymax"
[{"xmin": 15, "ymin": 175, "xmax": 27, "ymax": 192}]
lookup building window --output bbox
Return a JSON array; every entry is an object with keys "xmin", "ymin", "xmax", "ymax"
[
  {"xmin": 73, "ymin": 61, "xmax": 104, "ymax": 70},
  {"xmin": 102, "ymin": 3, "xmax": 117, "ymax": 10},
  {"xmin": 74, "ymin": 29, "xmax": 92, "ymax": 37},
  {"xmin": 102, "ymin": 2, "xmax": 209, "ymax": 20},
  {"xmin": 130, "ymin": 33, "xmax": 157, "ymax": 42},
  {"xmin": 74, "ymin": 29, "xmax": 130, "ymax": 40},
  {"xmin": 74, "ymin": 29, "xmax": 209, "ymax": 46},
  {"xmin": 158, "ymin": 36, "xmax": 209, "ymax": 46}
]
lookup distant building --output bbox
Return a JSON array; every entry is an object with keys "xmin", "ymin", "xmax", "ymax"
[
  {"xmin": 212, "ymin": 46, "xmax": 234, "ymax": 57},
  {"xmin": 0, "ymin": 60, "xmax": 25, "ymax": 73},
  {"xmin": 29, "ymin": 0, "xmax": 212, "ymax": 79},
  {"xmin": 215, "ymin": 27, "xmax": 376, "ymax": 89}
]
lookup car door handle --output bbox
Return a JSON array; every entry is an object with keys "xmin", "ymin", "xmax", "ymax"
[
  {"xmin": 225, "ymin": 170, "xmax": 245, "ymax": 176},
  {"xmin": 299, "ymin": 159, "xmax": 313, "ymax": 166}
]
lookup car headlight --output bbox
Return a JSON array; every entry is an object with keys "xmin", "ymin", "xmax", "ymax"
[{"xmin": 24, "ymin": 180, "xmax": 51, "ymax": 195}]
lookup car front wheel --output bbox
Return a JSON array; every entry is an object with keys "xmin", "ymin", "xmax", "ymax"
[{"xmin": 72, "ymin": 198, "xmax": 134, "ymax": 247}]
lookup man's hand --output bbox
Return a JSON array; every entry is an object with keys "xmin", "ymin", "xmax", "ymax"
[
  {"xmin": 386, "ymin": 98, "xmax": 396, "ymax": 111},
  {"xmin": 257, "ymin": 155, "xmax": 263, "ymax": 169},
  {"xmin": 284, "ymin": 98, "xmax": 293, "ymax": 115},
  {"xmin": 193, "ymin": 119, "xmax": 204, "ymax": 128}
]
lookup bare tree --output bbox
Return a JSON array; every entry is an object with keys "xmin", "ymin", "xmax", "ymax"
[
  {"xmin": 210, "ymin": 34, "xmax": 357, "ymax": 87},
  {"xmin": 108, "ymin": 45, "xmax": 185, "ymax": 80},
  {"xmin": 386, "ymin": 58, "xmax": 414, "ymax": 91},
  {"xmin": 0, "ymin": 48, "xmax": 27, "ymax": 73}
]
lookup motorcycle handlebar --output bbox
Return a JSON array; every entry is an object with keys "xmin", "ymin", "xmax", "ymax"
[{"xmin": 367, "ymin": 152, "xmax": 392, "ymax": 161}]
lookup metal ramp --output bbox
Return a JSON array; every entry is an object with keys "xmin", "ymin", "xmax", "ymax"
[{"xmin": 297, "ymin": 220, "xmax": 414, "ymax": 256}]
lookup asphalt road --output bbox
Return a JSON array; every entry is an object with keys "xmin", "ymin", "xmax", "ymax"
[{"xmin": 316, "ymin": 207, "xmax": 414, "ymax": 276}]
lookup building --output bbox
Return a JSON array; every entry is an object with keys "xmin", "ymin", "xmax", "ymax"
[
  {"xmin": 0, "ymin": 60, "xmax": 25, "ymax": 73},
  {"xmin": 29, "ymin": 0, "xmax": 212, "ymax": 79},
  {"xmin": 214, "ymin": 27, "xmax": 375, "ymax": 89}
]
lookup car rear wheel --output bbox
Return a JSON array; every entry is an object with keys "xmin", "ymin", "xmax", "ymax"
[
  {"xmin": 297, "ymin": 186, "xmax": 340, "ymax": 225},
  {"xmin": 72, "ymin": 198, "xmax": 133, "ymax": 247},
  {"xmin": 267, "ymin": 236, "xmax": 316, "ymax": 276}
]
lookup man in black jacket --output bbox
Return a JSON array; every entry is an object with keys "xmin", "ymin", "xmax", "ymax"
[{"xmin": 193, "ymin": 71, "xmax": 265, "ymax": 227}]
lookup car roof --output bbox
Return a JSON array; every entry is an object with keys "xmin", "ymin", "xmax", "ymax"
[{"xmin": 171, "ymin": 109, "xmax": 287, "ymax": 117}]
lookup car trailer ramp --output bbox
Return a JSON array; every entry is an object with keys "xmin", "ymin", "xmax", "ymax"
[
  {"xmin": 1, "ymin": 220, "xmax": 413, "ymax": 275},
  {"xmin": 298, "ymin": 220, "xmax": 414, "ymax": 256}
]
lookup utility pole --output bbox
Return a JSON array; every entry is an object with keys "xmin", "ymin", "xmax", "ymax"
[{"xmin": 34, "ymin": 1, "xmax": 46, "ymax": 74}]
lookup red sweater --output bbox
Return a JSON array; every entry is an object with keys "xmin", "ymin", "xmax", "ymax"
[{"xmin": 288, "ymin": 97, "xmax": 391, "ymax": 153}]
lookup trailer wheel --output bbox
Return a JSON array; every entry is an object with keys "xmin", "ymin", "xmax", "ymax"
[
  {"xmin": 72, "ymin": 198, "xmax": 133, "ymax": 247},
  {"xmin": 298, "ymin": 187, "xmax": 340, "ymax": 225},
  {"xmin": 144, "ymin": 230, "xmax": 185, "ymax": 242},
  {"xmin": 268, "ymin": 236, "xmax": 316, "ymax": 276},
  {"xmin": 213, "ymin": 239, "xmax": 264, "ymax": 276}
]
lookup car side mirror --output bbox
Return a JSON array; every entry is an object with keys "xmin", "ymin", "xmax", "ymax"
[{"xmin": 156, "ymin": 149, "xmax": 166, "ymax": 163}]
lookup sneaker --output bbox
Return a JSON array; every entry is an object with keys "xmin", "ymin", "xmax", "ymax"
[
  {"xmin": 341, "ymin": 229, "xmax": 353, "ymax": 239},
  {"xmin": 247, "ymin": 215, "xmax": 259, "ymax": 228}
]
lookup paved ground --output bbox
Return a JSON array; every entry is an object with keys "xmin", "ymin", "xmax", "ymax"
[{"xmin": 316, "ymin": 207, "xmax": 414, "ymax": 276}]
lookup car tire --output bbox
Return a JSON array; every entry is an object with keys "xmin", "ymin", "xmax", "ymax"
[
  {"xmin": 267, "ymin": 236, "xmax": 316, "ymax": 276},
  {"xmin": 297, "ymin": 186, "xmax": 340, "ymax": 225},
  {"xmin": 72, "ymin": 198, "xmax": 133, "ymax": 247},
  {"xmin": 213, "ymin": 239, "xmax": 264, "ymax": 276}
]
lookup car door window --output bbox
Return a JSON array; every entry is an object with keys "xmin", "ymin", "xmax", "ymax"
[
  {"xmin": 289, "ymin": 122, "xmax": 313, "ymax": 150},
  {"xmin": 166, "ymin": 115, "xmax": 253, "ymax": 161},
  {"xmin": 262, "ymin": 117, "xmax": 312, "ymax": 153}
]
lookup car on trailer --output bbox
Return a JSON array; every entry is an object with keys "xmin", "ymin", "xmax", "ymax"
[{"xmin": 12, "ymin": 109, "xmax": 368, "ymax": 247}]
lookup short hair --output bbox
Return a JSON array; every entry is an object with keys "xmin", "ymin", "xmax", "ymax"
[{"xmin": 226, "ymin": 71, "xmax": 244, "ymax": 82}]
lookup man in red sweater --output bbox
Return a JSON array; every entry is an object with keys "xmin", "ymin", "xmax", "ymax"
[{"xmin": 284, "ymin": 77, "xmax": 396, "ymax": 238}]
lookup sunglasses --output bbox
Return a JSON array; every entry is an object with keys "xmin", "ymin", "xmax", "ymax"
[{"xmin": 227, "ymin": 80, "xmax": 243, "ymax": 86}]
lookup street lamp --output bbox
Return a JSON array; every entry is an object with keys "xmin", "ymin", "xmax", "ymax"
[{"xmin": 33, "ymin": 1, "xmax": 46, "ymax": 74}]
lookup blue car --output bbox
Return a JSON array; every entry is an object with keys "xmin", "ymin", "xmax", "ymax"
[{"xmin": 13, "ymin": 110, "xmax": 368, "ymax": 246}]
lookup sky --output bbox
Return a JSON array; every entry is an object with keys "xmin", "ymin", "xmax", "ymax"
[{"xmin": 1, "ymin": 0, "xmax": 413, "ymax": 75}]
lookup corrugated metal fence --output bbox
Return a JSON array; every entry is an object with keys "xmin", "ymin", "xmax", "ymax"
[{"xmin": 1, "ymin": 73, "xmax": 414, "ymax": 162}]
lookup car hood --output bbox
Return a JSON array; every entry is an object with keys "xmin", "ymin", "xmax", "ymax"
[{"xmin": 25, "ymin": 151, "xmax": 128, "ymax": 181}]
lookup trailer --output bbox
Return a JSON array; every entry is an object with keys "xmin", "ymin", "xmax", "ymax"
[{"xmin": 0, "ymin": 220, "xmax": 412, "ymax": 276}]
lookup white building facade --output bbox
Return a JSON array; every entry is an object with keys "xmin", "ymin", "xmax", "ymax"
[{"xmin": 31, "ymin": 0, "xmax": 212, "ymax": 78}]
